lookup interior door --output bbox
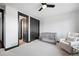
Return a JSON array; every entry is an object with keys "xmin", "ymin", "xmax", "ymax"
[
  {"xmin": 18, "ymin": 12, "xmax": 28, "ymax": 42},
  {"xmin": 23, "ymin": 17, "xmax": 28, "ymax": 42}
]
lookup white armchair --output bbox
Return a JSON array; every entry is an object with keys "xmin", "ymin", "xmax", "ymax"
[{"xmin": 59, "ymin": 32, "xmax": 79, "ymax": 54}]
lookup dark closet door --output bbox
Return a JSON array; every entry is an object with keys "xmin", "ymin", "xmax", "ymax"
[
  {"xmin": 0, "ymin": 9, "xmax": 4, "ymax": 48},
  {"xmin": 30, "ymin": 17, "xmax": 40, "ymax": 41}
]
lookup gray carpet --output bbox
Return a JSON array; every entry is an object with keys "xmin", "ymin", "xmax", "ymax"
[{"xmin": 0, "ymin": 40, "xmax": 69, "ymax": 56}]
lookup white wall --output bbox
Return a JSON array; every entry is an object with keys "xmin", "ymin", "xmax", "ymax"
[
  {"xmin": 4, "ymin": 5, "xmax": 18, "ymax": 49},
  {"xmin": 40, "ymin": 10, "xmax": 79, "ymax": 39},
  {"xmin": 0, "ymin": 5, "xmax": 5, "ymax": 10}
]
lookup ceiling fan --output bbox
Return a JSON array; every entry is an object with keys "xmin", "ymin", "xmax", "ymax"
[{"xmin": 38, "ymin": 3, "xmax": 55, "ymax": 11}]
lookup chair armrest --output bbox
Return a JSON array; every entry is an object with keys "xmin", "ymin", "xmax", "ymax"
[{"xmin": 60, "ymin": 38, "xmax": 65, "ymax": 42}]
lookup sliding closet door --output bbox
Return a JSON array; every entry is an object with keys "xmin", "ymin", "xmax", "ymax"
[
  {"xmin": 30, "ymin": 17, "xmax": 40, "ymax": 41},
  {"xmin": 0, "ymin": 9, "xmax": 4, "ymax": 48}
]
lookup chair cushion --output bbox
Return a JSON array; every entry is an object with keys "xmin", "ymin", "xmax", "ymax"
[
  {"xmin": 67, "ymin": 37, "xmax": 75, "ymax": 42},
  {"xmin": 67, "ymin": 32, "xmax": 79, "ymax": 42},
  {"xmin": 61, "ymin": 41, "xmax": 70, "ymax": 45},
  {"xmin": 74, "ymin": 33, "xmax": 79, "ymax": 37}
]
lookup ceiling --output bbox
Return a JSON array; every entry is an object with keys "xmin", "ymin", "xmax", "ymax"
[{"xmin": 1, "ymin": 3, "xmax": 79, "ymax": 19}]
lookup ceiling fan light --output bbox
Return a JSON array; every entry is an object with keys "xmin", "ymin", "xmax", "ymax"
[{"xmin": 42, "ymin": 5, "xmax": 47, "ymax": 9}]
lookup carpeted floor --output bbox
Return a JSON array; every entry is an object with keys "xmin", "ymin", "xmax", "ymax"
[{"xmin": 0, "ymin": 40, "xmax": 70, "ymax": 56}]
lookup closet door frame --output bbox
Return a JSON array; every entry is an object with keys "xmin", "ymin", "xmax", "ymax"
[{"xmin": 0, "ymin": 9, "xmax": 4, "ymax": 48}]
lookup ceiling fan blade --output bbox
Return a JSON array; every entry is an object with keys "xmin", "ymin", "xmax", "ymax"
[
  {"xmin": 41, "ymin": 3, "xmax": 47, "ymax": 5},
  {"xmin": 47, "ymin": 5, "xmax": 55, "ymax": 8},
  {"xmin": 38, "ymin": 7, "xmax": 43, "ymax": 11}
]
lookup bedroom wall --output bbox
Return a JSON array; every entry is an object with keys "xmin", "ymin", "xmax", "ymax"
[
  {"xmin": 4, "ymin": 5, "xmax": 18, "ymax": 49},
  {"xmin": 4, "ymin": 5, "xmax": 39, "ymax": 49},
  {"xmin": 0, "ymin": 5, "xmax": 5, "ymax": 10},
  {"xmin": 40, "ymin": 10, "xmax": 79, "ymax": 40}
]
